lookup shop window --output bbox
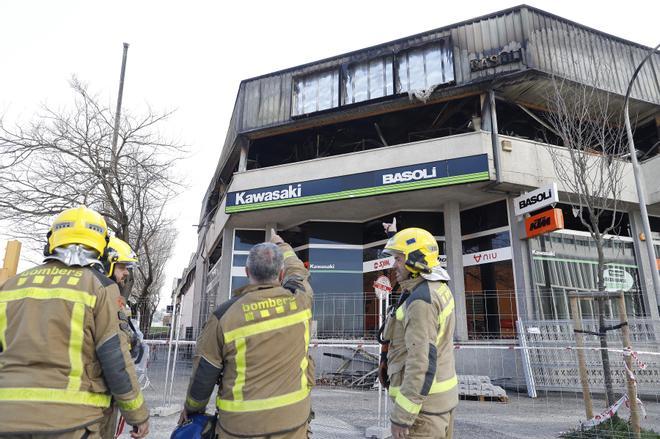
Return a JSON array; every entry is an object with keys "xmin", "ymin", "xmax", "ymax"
[
  {"xmin": 462, "ymin": 232, "xmax": 510, "ymax": 254},
  {"xmin": 292, "ymin": 69, "xmax": 340, "ymax": 116},
  {"xmin": 306, "ymin": 221, "xmax": 363, "ymax": 245},
  {"xmin": 396, "ymin": 41, "xmax": 454, "ymax": 93},
  {"xmin": 530, "ymin": 231, "xmax": 646, "ymax": 319},
  {"xmin": 464, "ymin": 260, "xmax": 516, "ymax": 339},
  {"xmin": 233, "ymin": 229, "xmax": 265, "ymax": 251},
  {"xmin": 363, "ymin": 212, "xmax": 444, "ymax": 244},
  {"xmin": 232, "ymin": 253, "xmax": 248, "ymax": 267},
  {"xmin": 231, "ymin": 230, "xmax": 265, "ymax": 291},
  {"xmin": 230, "ymin": 276, "xmax": 249, "ymax": 291},
  {"xmin": 460, "ymin": 200, "xmax": 508, "ymax": 236},
  {"xmin": 342, "ymin": 56, "xmax": 393, "ymax": 105}
]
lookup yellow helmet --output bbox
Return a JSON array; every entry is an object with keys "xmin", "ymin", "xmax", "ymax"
[
  {"xmin": 47, "ymin": 206, "xmax": 108, "ymax": 255},
  {"xmin": 383, "ymin": 227, "xmax": 439, "ymax": 274},
  {"xmin": 106, "ymin": 236, "xmax": 138, "ymax": 277}
]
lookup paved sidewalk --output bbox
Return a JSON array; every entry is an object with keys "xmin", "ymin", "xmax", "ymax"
[{"xmin": 140, "ymin": 386, "xmax": 660, "ymax": 438}]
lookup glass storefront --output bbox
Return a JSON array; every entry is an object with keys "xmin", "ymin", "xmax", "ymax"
[
  {"xmin": 280, "ymin": 212, "xmax": 445, "ymax": 339},
  {"xmin": 460, "ymin": 200, "xmax": 517, "ymax": 339},
  {"xmin": 529, "ymin": 206, "xmax": 646, "ymax": 320},
  {"xmin": 231, "ymin": 229, "xmax": 265, "ymax": 291}
]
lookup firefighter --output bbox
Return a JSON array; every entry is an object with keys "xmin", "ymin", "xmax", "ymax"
[
  {"xmin": 379, "ymin": 221, "xmax": 458, "ymax": 439},
  {"xmin": 100, "ymin": 236, "xmax": 145, "ymax": 439},
  {"xmin": 104, "ymin": 236, "xmax": 143, "ymax": 360},
  {"xmin": 179, "ymin": 231, "xmax": 314, "ymax": 438},
  {"xmin": 0, "ymin": 206, "xmax": 149, "ymax": 438}
]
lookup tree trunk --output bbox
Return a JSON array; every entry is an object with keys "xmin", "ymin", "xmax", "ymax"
[
  {"xmin": 137, "ymin": 299, "xmax": 154, "ymax": 335},
  {"xmin": 596, "ymin": 240, "xmax": 615, "ymax": 407}
]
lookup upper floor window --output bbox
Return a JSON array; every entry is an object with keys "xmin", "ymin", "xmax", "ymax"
[
  {"xmin": 342, "ymin": 56, "xmax": 394, "ymax": 105},
  {"xmin": 292, "ymin": 69, "xmax": 339, "ymax": 116},
  {"xmin": 396, "ymin": 41, "xmax": 454, "ymax": 93}
]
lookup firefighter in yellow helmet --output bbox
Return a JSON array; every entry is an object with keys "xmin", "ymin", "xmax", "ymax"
[
  {"xmin": 179, "ymin": 230, "xmax": 314, "ymax": 438},
  {"xmin": 0, "ymin": 206, "xmax": 149, "ymax": 438},
  {"xmin": 106, "ymin": 236, "xmax": 138, "ymax": 289},
  {"xmin": 100, "ymin": 236, "xmax": 147, "ymax": 439},
  {"xmin": 379, "ymin": 219, "xmax": 458, "ymax": 439}
]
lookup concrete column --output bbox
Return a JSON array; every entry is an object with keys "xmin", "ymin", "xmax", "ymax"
[
  {"xmin": 265, "ymin": 223, "xmax": 278, "ymax": 241},
  {"xmin": 506, "ymin": 197, "xmax": 535, "ymax": 320},
  {"xmin": 629, "ymin": 210, "xmax": 660, "ymax": 319},
  {"xmin": 444, "ymin": 201, "xmax": 468, "ymax": 341},
  {"xmin": 238, "ymin": 139, "xmax": 250, "ymax": 172}
]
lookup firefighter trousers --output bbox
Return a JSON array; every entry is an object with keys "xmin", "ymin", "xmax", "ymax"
[
  {"xmin": 407, "ymin": 409, "xmax": 454, "ymax": 439},
  {"xmin": 218, "ymin": 422, "xmax": 311, "ymax": 439},
  {"xmin": 0, "ymin": 422, "xmax": 102, "ymax": 439}
]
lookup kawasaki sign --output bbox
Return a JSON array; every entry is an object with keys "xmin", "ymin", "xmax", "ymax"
[{"xmin": 226, "ymin": 154, "xmax": 489, "ymax": 213}]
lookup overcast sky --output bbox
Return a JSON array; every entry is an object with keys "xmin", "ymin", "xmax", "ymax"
[{"xmin": 1, "ymin": 0, "xmax": 658, "ymax": 307}]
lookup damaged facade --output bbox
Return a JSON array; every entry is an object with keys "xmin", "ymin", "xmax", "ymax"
[{"xmin": 180, "ymin": 5, "xmax": 660, "ymax": 381}]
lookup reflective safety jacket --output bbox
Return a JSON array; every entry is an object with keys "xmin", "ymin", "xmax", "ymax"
[
  {"xmin": 383, "ymin": 276, "xmax": 458, "ymax": 428},
  {"xmin": 0, "ymin": 261, "xmax": 149, "ymax": 434},
  {"xmin": 184, "ymin": 243, "xmax": 314, "ymax": 437}
]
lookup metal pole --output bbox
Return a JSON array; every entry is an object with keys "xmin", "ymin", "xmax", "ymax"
[
  {"xmin": 111, "ymin": 43, "xmax": 129, "ymax": 162},
  {"xmin": 377, "ymin": 295, "xmax": 382, "ymax": 424},
  {"xmin": 168, "ymin": 300, "xmax": 184, "ymax": 406},
  {"xmin": 623, "ymin": 43, "xmax": 660, "ymax": 308},
  {"xmin": 384, "ymin": 293, "xmax": 389, "ymax": 420},
  {"xmin": 162, "ymin": 302, "xmax": 178, "ymax": 405}
]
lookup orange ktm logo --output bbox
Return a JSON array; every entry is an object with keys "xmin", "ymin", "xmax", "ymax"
[{"xmin": 525, "ymin": 208, "xmax": 564, "ymax": 239}]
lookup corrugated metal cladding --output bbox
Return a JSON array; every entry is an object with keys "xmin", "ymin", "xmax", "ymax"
[
  {"xmin": 523, "ymin": 9, "xmax": 660, "ymax": 105},
  {"xmin": 235, "ymin": 5, "xmax": 659, "ymax": 134}
]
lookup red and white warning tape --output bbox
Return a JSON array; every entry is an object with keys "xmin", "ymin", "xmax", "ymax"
[
  {"xmin": 581, "ymin": 393, "xmax": 647, "ymax": 428},
  {"xmin": 581, "ymin": 394, "xmax": 627, "ymax": 428},
  {"xmin": 623, "ymin": 346, "xmax": 648, "ymax": 370}
]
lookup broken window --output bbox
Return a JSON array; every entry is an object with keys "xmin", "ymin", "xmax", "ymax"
[
  {"xmin": 292, "ymin": 69, "xmax": 339, "ymax": 116},
  {"xmin": 396, "ymin": 41, "xmax": 454, "ymax": 93},
  {"xmin": 342, "ymin": 56, "xmax": 394, "ymax": 105}
]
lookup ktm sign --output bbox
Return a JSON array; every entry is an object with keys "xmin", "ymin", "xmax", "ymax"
[{"xmin": 525, "ymin": 208, "xmax": 564, "ymax": 239}]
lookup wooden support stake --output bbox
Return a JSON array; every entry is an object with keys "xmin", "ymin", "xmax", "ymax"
[
  {"xmin": 570, "ymin": 296, "xmax": 593, "ymax": 419},
  {"xmin": 0, "ymin": 240, "xmax": 22, "ymax": 285},
  {"xmin": 617, "ymin": 293, "xmax": 641, "ymax": 439}
]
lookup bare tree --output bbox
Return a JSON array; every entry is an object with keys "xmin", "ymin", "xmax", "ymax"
[
  {"xmin": 0, "ymin": 78, "xmax": 184, "ymax": 334},
  {"xmin": 542, "ymin": 74, "xmax": 629, "ymax": 407}
]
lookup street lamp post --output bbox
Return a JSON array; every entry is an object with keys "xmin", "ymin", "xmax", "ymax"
[{"xmin": 623, "ymin": 43, "xmax": 660, "ymax": 310}]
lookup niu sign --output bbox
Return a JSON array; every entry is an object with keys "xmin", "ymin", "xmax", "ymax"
[{"xmin": 524, "ymin": 208, "xmax": 564, "ymax": 239}]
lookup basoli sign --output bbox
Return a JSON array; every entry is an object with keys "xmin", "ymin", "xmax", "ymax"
[
  {"xmin": 226, "ymin": 154, "xmax": 490, "ymax": 213},
  {"xmin": 513, "ymin": 183, "xmax": 559, "ymax": 216}
]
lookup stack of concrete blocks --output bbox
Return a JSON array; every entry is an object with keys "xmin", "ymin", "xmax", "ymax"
[{"xmin": 458, "ymin": 375, "xmax": 507, "ymax": 400}]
